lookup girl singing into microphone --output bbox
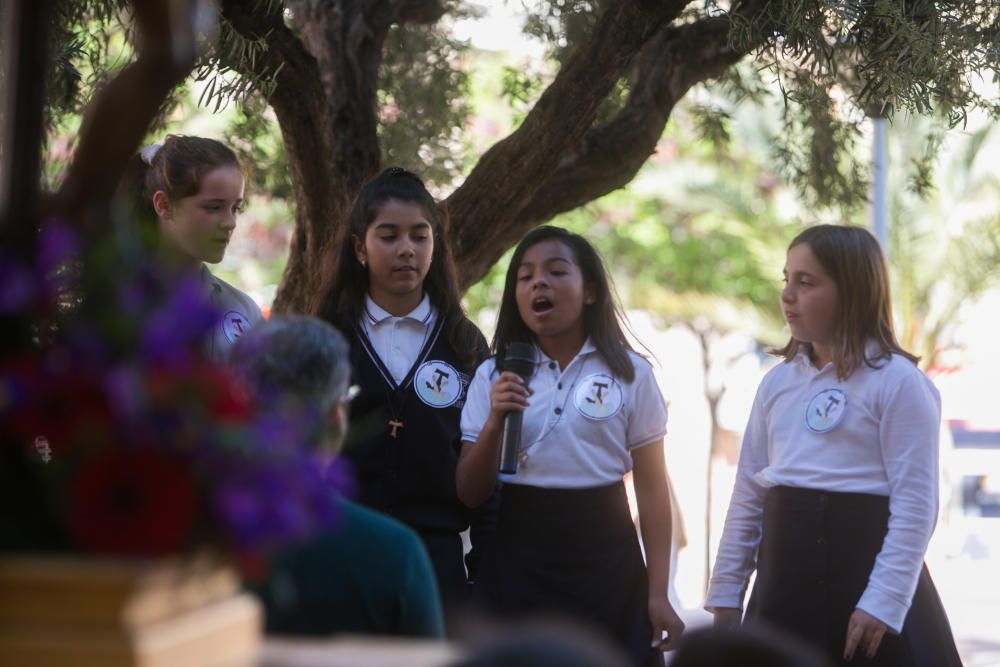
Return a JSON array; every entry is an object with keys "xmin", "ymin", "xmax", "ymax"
[{"xmin": 456, "ymin": 226, "xmax": 685, "ymax": 666}]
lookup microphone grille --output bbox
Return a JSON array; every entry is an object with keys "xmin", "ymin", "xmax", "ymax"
[{"xmin": 503, "ymin": 342, "xmax": 536, "ymax": 378}]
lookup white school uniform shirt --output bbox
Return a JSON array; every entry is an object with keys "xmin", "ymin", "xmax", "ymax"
[
  {"xmin": 361, "ymin": 294, "xmax": 437, "ymax": 384},
  {"xmin": 460, "ymin": 339, "xmax": 667, "ymax": 488},
  {"xmin": 705, "ymin": 344, "xmax": 941, "ymax": 633},
  {"xmin": 203, "ymin": 265, "xmax": 263, "ymax": 363}
]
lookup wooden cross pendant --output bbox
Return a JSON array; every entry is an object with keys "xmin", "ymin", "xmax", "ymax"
[{"xmin": 388, "ymin": 419, "xmax": 404, "ymax": 438}]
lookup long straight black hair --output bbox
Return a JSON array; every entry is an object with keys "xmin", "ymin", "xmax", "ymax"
[
  {"xmin": 316, "ymin": 167, "xmax": 484, "ymax": 372},
  {"xmin": 493, "ymin": 226, "xmax": 637, "ymax": 382}
]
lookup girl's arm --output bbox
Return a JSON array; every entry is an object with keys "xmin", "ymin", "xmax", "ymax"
[
  {"xmin": 850, "ymin": 369, "xmax": 941, "ymax": 640},
  {"xmin": 456, "ymin": 371, "xmax": 530, "ymax": 507},
  {"xmin": 705, "ymin": 386, "xmax": 770, "ymax": 616},
  {"xmin": 632, "ymin": 439, "xmax": 685, "ymax": 651}
]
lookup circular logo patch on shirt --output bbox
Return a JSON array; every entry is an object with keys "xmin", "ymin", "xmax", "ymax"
[
  {"xmin": 414, "ymin": 360, "xmax": 463, "ymax": 408},
  {"xmin": 574, "ymin": 373, "xmax": 623, "ymax": 420},
  {"xmin": 221, "ymin": 310, "xmax": 252, "ymax": 343},
  {"xmin": 805, "ymin": 388, "xmax": 847, "ymax": 433}
]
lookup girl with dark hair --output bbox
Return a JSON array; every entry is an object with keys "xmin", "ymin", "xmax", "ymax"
[
  {"xmin": 316, "ymin": 166, "xmax": 493, "ymax": 613},
  {"xmin": 707, "ymin": 225, "xmax": 961, "ymax": 667},
  {"xmin": 119, "ymin": 134, "xmax": 263, "ymax": 360},
  {"xmin": 456, "ymin": 226, "xmax": 684, "ymax": 666}
]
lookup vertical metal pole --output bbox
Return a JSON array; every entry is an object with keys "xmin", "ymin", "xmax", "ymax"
[{"xmin": 871, "ymin": 116, "xmax": 889, "ymax": 260}]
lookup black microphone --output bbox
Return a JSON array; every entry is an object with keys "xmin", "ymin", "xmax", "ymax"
[{"xmin": 498, "ymin": 342, "xmax": 536, "ymax": 474}]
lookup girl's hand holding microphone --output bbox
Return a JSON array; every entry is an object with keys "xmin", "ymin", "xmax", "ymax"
[
  {"xmin": 486, "ymin": 371, "xmax": 532, "ymax": 426},
  {"xmin": 456, "ymin": 371, "xmax": 532, "ymax": 507}
]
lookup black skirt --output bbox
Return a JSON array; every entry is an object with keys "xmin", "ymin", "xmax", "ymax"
[
  {"xmin": 745, "ymin": 485, "xmax": 962, "ymax": 667},
  {"xmin": 476, "ymin": 482, "xmax": 659, "ymax": 667}
]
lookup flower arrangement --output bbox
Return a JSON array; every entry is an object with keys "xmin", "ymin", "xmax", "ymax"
[{"xmin": 0, "ymin": 220, "xmax": 345, "ymax": 573}]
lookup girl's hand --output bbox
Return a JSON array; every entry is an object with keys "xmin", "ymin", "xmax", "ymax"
[
  {"xmin": 843, "ymin": 608, "xmax": 887, "ymax": 661},
  {"xmin": 649, "ymin": 597, "xmax": 685, "ymax": 651},
  {"xmin": 712, "ymin": 607, "xmax": 742, "ymax": 628},
  {"xmin": 486, "ymin": 371, "xmax": 531, "ymax": 426}
]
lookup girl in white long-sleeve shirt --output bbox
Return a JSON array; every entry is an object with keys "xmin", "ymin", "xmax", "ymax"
[{"xmin": 706, "ymin": 224, "xmax": 960, "ymax": 667}]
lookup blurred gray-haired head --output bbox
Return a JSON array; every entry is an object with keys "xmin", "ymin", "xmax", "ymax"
[{"xmin": 229, "ymin": 314, "xmax": 351, "ymax": 418}]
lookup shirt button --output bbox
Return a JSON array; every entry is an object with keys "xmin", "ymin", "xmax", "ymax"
[
  {"xmin": 557, "ymin": 383, "xmax": 563, "ymax": 390},
  {"xmin": 548, "ymin": 361, "xmax": 557, "ymax": 370},
  {"xmin": 554, "ymin": 407, "xmax": 562, "ymax": 415}
]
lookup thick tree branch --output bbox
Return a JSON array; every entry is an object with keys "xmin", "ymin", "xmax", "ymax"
[
  {"xmin": 446, "ymin": 0, "xmax": 692, "ymax": 288},
  {"xmin": 449, "ymin": 0, "xmax": 772, "ymax": 289},
  {"xmin": 56, "ymin": 0, "xmax": 199, "ymax": 230},
  {"xmin": 517, "ymin": 13, "xmax": 756, "ymax": 229}
]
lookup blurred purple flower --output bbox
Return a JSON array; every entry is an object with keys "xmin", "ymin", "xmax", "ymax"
[
  {"xmin": 61, "ymin": 324, "xmax": 112, "ymax": 368},
  {"xmin": 0, "ymin": 257, "xmax": 37, "ymax": 314},
  {"xmin": 211, "ymin": 457, "xmax": 341, "ymax": 553},
  {"xmin": 140, "ymin": 274, "xmax": 220, "ymax": 364},
  {"xmin": 37, "ymin": 219, "xmax": 78, "ymax": 275},
  {"xmin": 104, "ymin": 364, "xmax": 146, "ymax": 420}
]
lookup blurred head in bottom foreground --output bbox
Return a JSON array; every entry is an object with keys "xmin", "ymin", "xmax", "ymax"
[{"xmin": 669, "ymin": 624, "xmax": 833, "ymax": 667}]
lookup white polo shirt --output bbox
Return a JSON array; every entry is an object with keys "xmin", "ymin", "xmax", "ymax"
[
  {"xmin": 361, "ymin": 294, "xmax": 437, "ymax": 384},
  {"xmin": 460, "ymin": 339, "xmax": 667, "ymax": 488},
  {"xmin": 705, "ymin": 346, "xmax": 941, "ymax": 633},
  {"xmin": 203, "ymin": 265, "xmax": 263, "ymax": 363}
]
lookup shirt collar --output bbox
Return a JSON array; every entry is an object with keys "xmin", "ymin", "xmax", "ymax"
[
  {"xmin": 364, "ymin": 293, "xmax": 432, "ymax": 325},
  {"xmin": 792, "ymin": 339, "xmax": 885, "ymax": 372},
  {"xmin": 534, "ymin": 337, "xmax": 598, "ymax": 366},
  {"xmin": 200, "ymin": 264, "xmax": 222, "ymax": 293}
]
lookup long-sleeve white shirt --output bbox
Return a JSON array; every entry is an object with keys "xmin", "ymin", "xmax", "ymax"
[{"xmin": 705, "ymin": 347, "xmax": 941, "ymax": 633}]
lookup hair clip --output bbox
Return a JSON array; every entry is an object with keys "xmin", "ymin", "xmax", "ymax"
[{"xmin": 140, "ymin": 143, "xmax": 162, "ymax": 165}]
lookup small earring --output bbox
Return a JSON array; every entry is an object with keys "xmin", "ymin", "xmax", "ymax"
[{"xmin": 360, "ymin": 259, "xmax": 367, "ymax": 268}]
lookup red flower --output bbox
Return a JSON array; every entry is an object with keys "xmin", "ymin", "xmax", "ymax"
[
  {"xmin": 146, "ymin": 363, "xmax": 252, "ymax": 422},
  {"xmin": 68, "ymin": 447, "xmax": 198, "ymax": 556},
  {"xmin": 1, "ymin": 359, "xmax": 112, "ymax": 453}
]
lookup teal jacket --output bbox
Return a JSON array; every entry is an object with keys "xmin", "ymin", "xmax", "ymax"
[{"xmin": 253, "ymin": 499, "xmax": 445, "ymax": 638}]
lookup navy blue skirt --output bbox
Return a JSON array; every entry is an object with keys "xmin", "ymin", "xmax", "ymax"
[
  {"xmin": 745, "ymin": 485, "xmax": 961, "ymax": 667},
  {"xmin": 476, "ymin": 482, "xmax": 659, "ymax": 667}
]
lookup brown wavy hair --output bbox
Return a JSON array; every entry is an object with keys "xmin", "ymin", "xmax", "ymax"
[{"xmin": 773, "ymin": 224, "xmax": 917, "ymax": 379}]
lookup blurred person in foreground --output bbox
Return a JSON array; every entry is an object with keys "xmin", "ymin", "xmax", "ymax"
[
  {"xmin": 449, "ymin": 616, "xmax": 631, "ymax": 667},
  {"xmin": 230, "ymin": 314, "xmax": 445, "ymax": 638},
  {"xmin": 669, "ymin": 624, "xmax": 833, "ymax": 667}
]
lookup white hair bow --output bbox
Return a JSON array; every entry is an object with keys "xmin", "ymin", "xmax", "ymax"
[{"xmin": 139, "ymin": 143, "xmax": 162, "ymax": 165}]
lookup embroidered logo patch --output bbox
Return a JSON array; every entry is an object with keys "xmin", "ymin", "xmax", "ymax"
[
  {"xmin": 415, "ymin": 360, "xmax": 463, "ymax": 408},
  {"xmin": 222, "ymin": 310, "xmax": 252, "ymax": 343},
  {"xmin": 805, "ymin": 388, "xmax": 847, "ymax": 433},
  {"xmin": 574, "ymin": 373, "xmax": 623, "ymax": 420}
]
